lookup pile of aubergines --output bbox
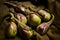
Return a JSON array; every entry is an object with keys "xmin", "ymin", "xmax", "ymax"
[{"xmin": 0, "ymin": 2, "xmax": 54, "ymax": 40}]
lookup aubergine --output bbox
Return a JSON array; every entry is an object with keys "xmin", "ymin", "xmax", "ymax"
[
  {"xmin": 5, "ymin": 21, "xmax": 17, "ymax": 37},
  {"xmin": 15, "ymin": 13, "xmax": 27, "ymax": 24},
  {"xmin": 38, "ymin": 10, "xmax": 51, "ymax": 21},
  {"xmin": 37, "ymin": 14, "xmax": 54, "ymax": 35},
  {"xmin": 27, "ymin": 12, "xmax": 41, "ymax": 27}
]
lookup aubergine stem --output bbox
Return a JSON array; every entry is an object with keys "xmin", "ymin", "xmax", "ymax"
[
  {"xmin": 4, "ymin": 2, "xmax": 17, "ymax": 8},
  {"xmin": 37, "ymin": 14, "xmax": 54, "ymax": 35},
  {"xmin": 46, "ymin": 14, "xmax": 54, "ymax": 26},
  {"xmin": 10, "ymin": 13, "xmax": 44, "ymax": 39}
]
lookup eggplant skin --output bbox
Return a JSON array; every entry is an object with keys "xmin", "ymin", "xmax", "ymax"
[
  {"xmin": 38, "ymin": 10, "xmax": 51, "ymax": 21},
  {"xmin": 21, "ymin": 30, "xmax": 33, "ymax": 39},
  {"xmin": 28, "ymin": 13, "xmax": 41, "ymax": 27},
  {"xmin": 6, "ymin": 22, "xmax": 17, "ymax": 37},
  {"xmin": 16, "ymin": 14, "xmax": 27, "ymax": 24}
]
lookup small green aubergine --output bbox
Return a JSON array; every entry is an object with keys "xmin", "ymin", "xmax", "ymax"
[
  {"xmin": 38, "ymin": 10, "xmax": 51, "ymax": 21},
  {"xmin": 21, "ymin": 29, "xmax": 33, "ymax": 39},
  {"xmin": 27, "ymin": 12, "xmax": 41, "ymax": 27},
  {"xmin": 37, "ymin": 14, "xmax": 54, "ymax": 35},
  {"xmin": 6, "ymin": 21, "xmax": 17, "ymax": 37},
  {"xmin": 16, "ymin": 13, "xmax": 27, "ymax": 24}
]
